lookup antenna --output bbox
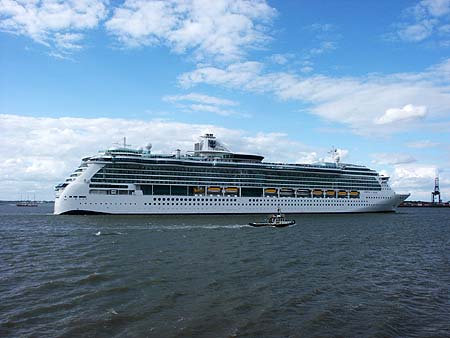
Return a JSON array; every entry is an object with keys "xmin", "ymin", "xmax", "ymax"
[
  {"xmin": 328, "ymin": 147, "xmax": 340, "ymax": 164},
  {"xmin": 114, "ymin": 137, "xmax": 131, "ymax": 148}
]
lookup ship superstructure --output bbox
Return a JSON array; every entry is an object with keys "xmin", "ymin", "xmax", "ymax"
[{"xmin": 54, "ymin": 134, "xmax": 409, "ymax": 215}]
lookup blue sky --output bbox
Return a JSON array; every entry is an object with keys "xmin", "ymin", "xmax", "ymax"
[{"xmin": 1, "ymin": 0, "xmax": 450, "ymax": 201}]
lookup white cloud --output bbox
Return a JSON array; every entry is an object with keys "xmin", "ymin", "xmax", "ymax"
[
  {"xmin": 163, "ymin": 92, "xmax": 237, "ymax": 106},
  {"xmin": 300, "ymin": 66, "xmax": 314, "ymax": 73},
  {"xmin": 309, "ymin": 40, "xmax": 337, "ymax": 55},
  {"xmin": 237, "ymin": 132, "xmax": 314, "ymax": 163},
  {"xmin": 439, "ymin": 23, "xmax": 450, "ymax": 33},
  {"xmin": 398, "ymin": 19, "xmax": 436, "ymax": 41},
  {"xmin": 421, "ymin": 0, "xmax": 450, "ymax": 17},
  {"xmin": 406, "ymin": 140, "xmax": 440, "ymax": 148},
  {"xmin": 270, "ymin": 53, "xmax": 292, "ymax": 65},
  {"xmin": 389, "ymin": 163, "xmax": 438, "ymax": 191},
  {"xmin": 0, "ymin": 0, "xmax": 107, "ymax": 56},
  {"xmin": 377, "ymin": 162, "xmax": 450, "ymax": 200},
  {"xmin": 179, "ymin": 58, "xmax": 450, "ymax": 135},
  {"xmin": 298, "ymin": 22, "xmax": 340, "ymax": 72},
  {"xmin": 187, "ymin": 103, "xmax": 240, "ymax": 117},
  {"xmin": 163, "ymin": 92, "xmax": 246, "ymax": 117},
  {"xmin": 394, "ymin": 0, "xmax": 450, "ymax": 43},
  {"xmin": 372, "ymin": 153, "xmax": 417, "ymax": 165},
  {"xmin": 105, "ymin": 0, "xmax": 276, "ymax": 62},
  {"xmin": 308, "ymin": 23, "xmax": 335, "ymax": 33},
  {"xmin": 375, "ymin": 104, "xmax": 427, "ymax": 125}
]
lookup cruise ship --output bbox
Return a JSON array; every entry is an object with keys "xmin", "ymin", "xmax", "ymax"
[{"xmin": 54, "ymin": 134, "xmax": 409, "ymax": 215}]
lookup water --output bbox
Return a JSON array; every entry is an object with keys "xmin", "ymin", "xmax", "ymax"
[{"xmin": 1, "ymin": 204, "xmax": 450, "ymax": 337}]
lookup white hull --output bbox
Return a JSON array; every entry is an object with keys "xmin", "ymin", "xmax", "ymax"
[{"xmin": 54, "ymin": 183, "xmax": 408, "ymax": 215}]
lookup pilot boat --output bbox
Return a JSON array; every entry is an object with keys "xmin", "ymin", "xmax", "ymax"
[{"xmin": 249, "ymin": 209, "xmax": 295, "ymax": 227}]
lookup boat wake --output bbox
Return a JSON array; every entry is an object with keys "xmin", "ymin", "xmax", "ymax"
[{"xmin": 94, "ymin": 231, "xmax": 125, "ymax": 236}]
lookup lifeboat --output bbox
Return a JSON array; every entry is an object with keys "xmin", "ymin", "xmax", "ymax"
[
  {"xmin": 296, "ymin": 189, "xmax": 311, "ymax": 197},
  {"xmin": 280, "ymin": 188, "xmax": 295, "ymax": 197},
  {"xmin": 338, "ymin": 190, "xmax": 348, "ymax": 198},
  {"xmin": 207, "ymin": 186, "xmax": 222, "ymax": 195},
  {"xmin": 224, "ymin": 187, "xmax": 239, "ymax": 195},
  {"xmin": 193, "ymin": 187, "xmax": 205, "ymax": 194},
  {"xmin": 312, "ymin": 189, "xmax": 324, "ymax": 197},
  {"xmin": 349, "ymin": 191, "xmax": 360, "ymax": 198},
  {"xmin": 264, "ymin": 188, "xmax": 278, "ymax": 196},
  {"xmin": 326, "ymin": 190, "xmax": 336, "ymax": 197}
]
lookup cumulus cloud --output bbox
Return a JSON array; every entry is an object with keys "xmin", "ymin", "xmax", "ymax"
[
  {"xmin": 375, "ymin": 104, "xmax": 427, "ymax": 125},
  {"xmin": 393, "ymin": 0, "xmax": 450, "ymax": 43},
  {"xmin": 0, "ymin": 0, "xmax": 108, "ymax": 57},
  {"xmin": 377, "ymin": 162, "xmax": 450, "ymax": 200},
  {"xmin": 105, "ymin": 0, "xmax": 276, "ymax": 62},
  {"xmin": 179, "ymin": 58, "xmax": 450, "ymax": 135},
  {"xmin": 389, "ymin": 163, "xmax": 439, "ymax": 192}
]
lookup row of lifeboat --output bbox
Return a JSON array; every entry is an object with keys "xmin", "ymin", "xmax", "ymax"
[
  {"xmin": 193, "ymin": 186, "xmax": 360, "ymax": 198},
  {"xmin": 266, "ymin": 188, "xmax": 359, "ymax": 198},
  {"xmin": 194, "ymin": 187, "xmax": 240, "ymax": 195}
]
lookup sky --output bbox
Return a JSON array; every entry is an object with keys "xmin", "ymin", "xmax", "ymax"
[{"xmin": 1, "ymin": 0, "xmax": 450, "ymax": 201}]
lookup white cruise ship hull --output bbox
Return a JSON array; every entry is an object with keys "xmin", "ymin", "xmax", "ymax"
[{"xmin": 54, "ymin": 185, "xmax": 409, "ymax": 215}]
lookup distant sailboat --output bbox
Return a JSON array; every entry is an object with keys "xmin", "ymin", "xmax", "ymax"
[{"xmin": 16, "ymin": 193, "xmax": 39, "ymax": 207}]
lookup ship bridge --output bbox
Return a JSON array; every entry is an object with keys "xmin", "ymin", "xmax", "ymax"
[{"xmin": 193, "ymin": 134, "xmax": 264, "ymax": 163}]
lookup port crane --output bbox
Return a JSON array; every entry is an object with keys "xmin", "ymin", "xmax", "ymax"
[{"xmin": 431, "ymin": 177, "xmax": 442, "ymax": 204}]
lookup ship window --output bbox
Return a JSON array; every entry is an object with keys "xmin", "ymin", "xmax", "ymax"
[{"xmin": 153, "ymin": 185, "xmax": 170, "ymax": 195}]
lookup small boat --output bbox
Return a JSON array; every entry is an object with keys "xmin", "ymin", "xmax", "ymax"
[
  {"xmin": 349, "ymin": 190, "xmax": 360, "ymax": 198},
  {"xmin": 207, "ymin": 186, "xmax": 222, "ymax": 195},
  {"xmin": 296, "ymin": 189, "xmax": 311, "ymax": 197},
  {"xmin": 326, "ymin": 190, "xmax": 336, "ymax": 197},
  {"xmin": 312, "ymin": 189, "xmax": 324, "ymax": 198},
  {"xmin": 338, "ymin": 190, "xmax": 348, "ymax": 198},
  {"xmin": 193, "ymin": 187, "xmax": 205, "ymax": 194},
  {"xmin": 249, "ymin": 209, "xmax": 295, "ymax": 228},
  {"xmin": 224, "ymin": 187, "xmax": 239, "ymax": 195},
  {"xmin": 16, "ymin": 201, "xmax": 38, "ymax": 207},
  {"xmin": 280, "ymin": 188, "xmax": 295, "ymax": 197},
  {"xmin": 264, "ymin": 188, "xmax": 278, "ymax": 196}
]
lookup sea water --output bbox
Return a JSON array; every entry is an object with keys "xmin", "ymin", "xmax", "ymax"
[{"xmin": 1, "ymin": 204, "xmax": 449, "ymax": 337}]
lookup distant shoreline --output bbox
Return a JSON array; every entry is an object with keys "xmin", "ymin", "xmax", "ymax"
[{"xmin": 400, "ymin": 201, "xmax": 450, "ymax": 208}]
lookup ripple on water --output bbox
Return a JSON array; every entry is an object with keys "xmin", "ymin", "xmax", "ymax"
[{"xmin": 2, "ymin": 207, "xmax": 450, "ymax": 337}]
